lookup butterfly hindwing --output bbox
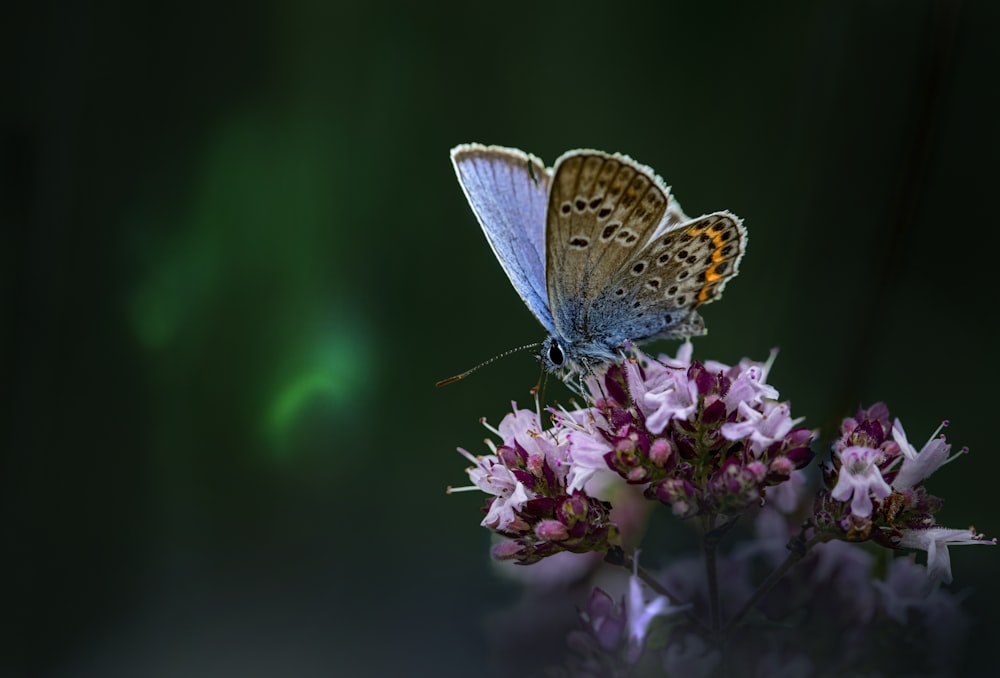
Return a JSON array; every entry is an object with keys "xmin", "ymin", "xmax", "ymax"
[
  {"xmin": 656, "ymin": 212, "xmax": 746, "ymax": 311},
  {"xmin": 451, "ymin": 144, "xmax": 555, "ymax": 333},
  {"xmin": 591, "ymin": 211, "xmax": 747, "ymax": 346}
]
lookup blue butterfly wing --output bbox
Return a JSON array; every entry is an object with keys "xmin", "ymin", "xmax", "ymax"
[{"xmin": 451, "ymin": 144, "xmax": 556, "ymax": 334}]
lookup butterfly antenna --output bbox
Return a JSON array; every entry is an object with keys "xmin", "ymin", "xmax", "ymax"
[
  {"xmin": 650, "ymin": 353, "xmax": 686, "ymax": 371},
  {"xmin": 436, "ymin": 342, "xmax": 542, "ymax": 387}
]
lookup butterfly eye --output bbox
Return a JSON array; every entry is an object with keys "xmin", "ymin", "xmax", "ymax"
[{"xmin": 547, "ymin": 342, "xmax": 565, "ymax": 367}]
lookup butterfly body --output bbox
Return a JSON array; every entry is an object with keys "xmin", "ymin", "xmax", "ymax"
[{"xmin": 451, "ymin": 144, "xmax": 746, "ymax": 376}]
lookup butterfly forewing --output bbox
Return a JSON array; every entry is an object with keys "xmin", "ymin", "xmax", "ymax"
[
  {"xmin": 546, "ymin": 151, "xmax": 675, "ymax": 340},
  {"xmin": 451, "ymin": 144, "xmax": 555, "ymax": 333}
]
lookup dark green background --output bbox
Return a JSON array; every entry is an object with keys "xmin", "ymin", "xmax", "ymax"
[{"xmin": 6, "ymin": 1, "xmax": 998, "ymax": 676}]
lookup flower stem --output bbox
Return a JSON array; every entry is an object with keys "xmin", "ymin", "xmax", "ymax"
[
  {"xmin": 607, "ymin": 547, "xmax": 681, "ymax": 604},
  {"xmin": 723, "ymin": 531, "xmax": 829, "ymax": 631},
  {"xmin": 702, "ymin": 515, "xmax": 722, "ymax": 633}
]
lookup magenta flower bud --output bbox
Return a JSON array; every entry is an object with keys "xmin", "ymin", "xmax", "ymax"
[
  {"xmin": 536, "ymin": 519, "xmax": 570, "ymax": 541},
  {"xmin": 491, "ymin": 541, "xmax": 525, "ymax": 560},
  {"xmin": 701, "ymin": 398, "xmax": 728, "ymax": 426},
  {"xmin": 580, "ymin": 587, "xmax": 627, "ymax": 652},
  {"xmin": 627, "ymin": 467, "xmax": 649, "ymax": 483},
  {"xmin": 559, "ymin": 493, "xmax": 590, "ymax": 523},
  {"xmin": 506, "ymin": 517, "xmax": 531, "ymax": 533},
  {"xmin": 609, "ymin": 407, "xmax": 633, "ymax": 430},
  {"xmin": 691, "ymin": 362, "xmax": 718, "ymax": 395},
  {"xmin": 603, "ymin": 365, "xmax": 630, "ymax": 406},
  {"xmin": 649, "ymin": 438, "xmax": 672, "ymax": 467},
  {"xmin": 881, "ymin": 440, "xmax": 901, "ymax": 457},
  {"xmin": 497, "ymin": 445, "xmax": 520, "ymax": 468},
  {"xmin": 616, "ymin": 437, "xmax": 637, "ymax": 454},
  {"xmin": 746, "ymin": 461, "xmax": 767, "ymax": 482},
  {"xmin": 670, "ymin": 497, "xmax": 698, "ymax": 518},
  {"xmin": 769, "ymin": 456, "xmax": 794, "ymax": 476},
  {"xmin": 652, "ymin": 478, "xmax": 700, "ymax": 517}
]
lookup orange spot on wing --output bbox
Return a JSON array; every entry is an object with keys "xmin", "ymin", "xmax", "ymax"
[{"xmin": 710, "ymin": 232, "xmax": 728, "ymax": 263}]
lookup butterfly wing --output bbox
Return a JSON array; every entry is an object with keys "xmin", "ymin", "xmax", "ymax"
[
  {"xmin": 546, "ymin": 150, "xmax": 684, "ymax": 346},
  {"xmin": 590, "ymin": 211, "xmax": 748, "ymax": 346},
  {"xmin": 546, "ymin": 149, "xmax": 747, "ymax": 355},
  {"xmin": 451, "ymin": 144, "xmax": 555, "ymax": 333}
]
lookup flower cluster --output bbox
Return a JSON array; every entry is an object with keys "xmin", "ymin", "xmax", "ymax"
[
  {"xmin": 455, "ymin": 406, "xmax": 619, "ymax": 565},
  {"xmin": 598, "ymin": 344, "xmax": 814, "ymax": 518},
  {"xmin": 451, "ymin": 344, "xmax": 994, "ymax": 673},
  {"xmin": 816, "ymin": 402, "xmax": 994, "ymax": 583},
  {"xmin": 454, "ymin": 343, "xmax": 815, "ymax": 564}
]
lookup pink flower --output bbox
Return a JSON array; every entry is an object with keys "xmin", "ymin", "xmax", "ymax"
[
  {"xmin": 830, "ymin": 446, "xmax": 892, "ymax": 518},
  {"xmin": 458, "ymin": 447, "xmax": 531, "ymax": 530},
  {"xmin": 897, "ymin": 526, "xmax": 995, "ymax": 585},
  {"xmin": 721, "ymin": 400, "xmax": 802, "ymax": 457},
  {"xmin": 890, "ymin": 418, "xmax": 963, "ymax": 490},
  {"xmin": 625, "ymin": 552, "xmax": 687, "ymax": 663}
]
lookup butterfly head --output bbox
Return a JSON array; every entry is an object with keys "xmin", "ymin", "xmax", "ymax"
[
  {"xmin": 538, "ymin": 307, "xmax": 709, "ymax": 377},
  {"xmin": 538, "ymin": 334, "xmax": 622, "ymax": 375},
  {"xmin": 539, "ymin": 336, "xmax": 567, "ymax": 372}
]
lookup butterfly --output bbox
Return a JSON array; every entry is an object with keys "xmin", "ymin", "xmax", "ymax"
[{"xmin": 450, "ymin": 143, "xmax": 747, "ymax": 378}]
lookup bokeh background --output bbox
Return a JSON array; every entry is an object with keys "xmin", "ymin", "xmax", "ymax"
[{"xmin": 5, "ymin": 0, "xmax": 999, "ymax": 676}]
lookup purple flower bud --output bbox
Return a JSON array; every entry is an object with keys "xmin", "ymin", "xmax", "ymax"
[
  {"xmin": 881, "ymin": 440, "xmax": 901, "ymax": 458},
  {"xmin": 616, "ymin": 437, "xmax": 637, "ymax": 455},
  {"xmin": 653, "ymin": 478, "xmax": 700, "ymax": 518},
  {"xmin": 746, "ymin": 461, "xmax": 767, "ymax": 482},
  {"xmin": 559, "ymin": 493, "xmax": 590, "ymax": 524},
  {"xmin": 814, "ymin": 509, "xmax": 834, "ymax": 529},
  {"xmin": 858, "ymin": 402, "xmax": 891, "ymax": 429},
  {"xmin": 492, "ymin": 541, "xmax": 525, "ymax": 560},
  {"xmin": 506, "ymin": 516, "xmax": 531, "ymax": 533},
  {"xmin": 580, "ymin": 587, "xmax": 627, "ymax": 652},
  {"xmin": 852, "ymin": 419, "xmax": 886, "ymax": 448},
  {"xmin": 609, "ymin": 407, "xmax": 633, "ymax": 430},
  {"xmin": 783, "ymin": 442, "xmax": 815, "ymax": 469},
  {"xmin": 649, "ymin": 438, "xmax": 673, "ymax": 467},
  {"xmin": 536, "ymin": 519, "xmax": 570, "ymax": 541},
  {"xmin": 701, "ymin": 398, "xmax": 728, "ymax": 426},
  {"xmin": 691, "ymin": 361, "xmax": 718, "ymax": 395},
  {"xmin": 604, "ymin": 364, "xmax": 630, "ymax": 406},
  {"xmin": 629, "ymin": 468, "xmax": 652, "ymax": 483},
  {"xmin": 768, "ymin": 456, "xmax": 794, "ymax": 477},
  {"xmin": 497, "ymin": 445, "xmax": 520, "ymax": 468}
]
